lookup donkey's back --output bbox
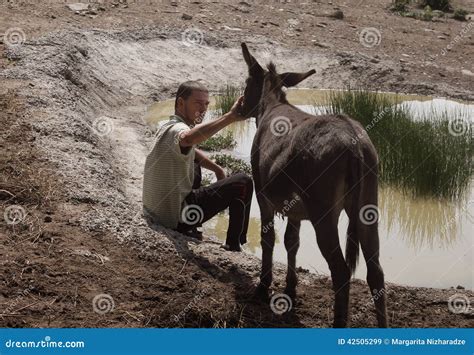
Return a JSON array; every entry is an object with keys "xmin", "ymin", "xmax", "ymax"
[{"xmin": 251, "ymin": 105, "xmax": 377, "ymax": 221}]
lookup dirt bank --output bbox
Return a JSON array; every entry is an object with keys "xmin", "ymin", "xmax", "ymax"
[{"xmin": 1, "ymin": 0, "xmax": 473, "ymax": 327}]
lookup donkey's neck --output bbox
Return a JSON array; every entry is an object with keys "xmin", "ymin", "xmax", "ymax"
[
  {"xmin": 256, "ymin": 102, "xmax": 289, "ymax": 127},
  {"xmin": 256, "ymin": 92, "xmax": 289, "ymax": 127}
]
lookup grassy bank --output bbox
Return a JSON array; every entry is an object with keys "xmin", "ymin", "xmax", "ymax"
[{"xmin": 324, "ymin": 89, "xmax": 473, "ymax": 200}]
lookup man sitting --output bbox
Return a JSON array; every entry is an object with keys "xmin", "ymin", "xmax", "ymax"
[{"xmin": 142, "ymin": 81, "xmax": 253, "ymax": 251}]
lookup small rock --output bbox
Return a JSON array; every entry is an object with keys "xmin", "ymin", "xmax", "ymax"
[
  {"xmin": 221, "ymin": 25, "xmax": 242, "ymax": 31},
  {"xmin": 51, "ymin": 14, "xmax": 56, "ymax": 19},
  {"xmin": 330, "ymin": 9, "xmax": 344, "ymax": 20},
  {"xmin": 461, "ymin": 69, "xmax": 474, "ymax": 76},
  {"xmin": 316, "ymin": 23, "xmax": 327, "ymax": 28},
  {"xmin": 44, "ymin": 216, "xmax": 52, "ymax": 223},
  {"xmin": 66, "ymin": 3, "xmax": 89, "ymax": 12},
  {"xmin": 370, "ymin": 58, "xmax": 380, "ymax": 63},
  {"xmin": 437, "ymin": 35, "xmax": 447, "ymax": 40},
  {"xmin": 182, "ymin": 13, "xmax": 193, "ymax": 20},
  {"xmin": 312, "ymin": 41, "xmax": 331, "ymax": 48},
  {"xmin": 456, "ymin": 285, "xmax": 465, "ymax": 289}
]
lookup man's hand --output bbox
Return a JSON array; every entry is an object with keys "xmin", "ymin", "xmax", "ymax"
[
  {"xmin": 227, "ymin": 96, "xmax": 246, "ymax": 122},
  {"xmin": 195, "ymin": 148, "xmax": 227, "ymax": 181},
  {"xmin": 215, "ymin": 166, "xmax": 227, "ymax": 181}
]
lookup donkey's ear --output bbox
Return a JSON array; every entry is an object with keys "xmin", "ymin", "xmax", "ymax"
[
  {"xmin": 278, "ymin": 69, "xmax": 316, "ymax": 87},
  {"xmin": 241, "ymin": 42, "xmax": 263, "ymax": 74}
]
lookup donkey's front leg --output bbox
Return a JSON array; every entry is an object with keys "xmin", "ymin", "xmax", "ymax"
[
  {"xmin": 284, "ymin": 218, "xmax": 301, "ymax": 299},
  {"xmin": 254, "ymin": 197, "xmax": 275, "ymax": 301}
]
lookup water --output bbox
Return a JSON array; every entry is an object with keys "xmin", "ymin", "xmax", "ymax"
[{"xmin": 145, "ymin": 89, "xmax": 474, "ymax": 290}]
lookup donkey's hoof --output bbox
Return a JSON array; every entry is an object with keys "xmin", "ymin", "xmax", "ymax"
[
  {"xmin": 283, "ymin": 287, "xmax": 296, "ymax": 300},
  {"xmin": 332, "ymin": 319, "xmax": 348, "ymax": 328},
  {"xmin": 252, "ymin": 284, "xmax": 270, "ymax": 302}
]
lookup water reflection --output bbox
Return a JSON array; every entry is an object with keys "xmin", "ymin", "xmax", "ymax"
[{"xmin": 379, "ymin": 186, "xmax": 461, "ymax": 249}]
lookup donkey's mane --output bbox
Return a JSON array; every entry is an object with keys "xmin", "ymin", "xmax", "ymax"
[
  {"xmin": 265, "ymin": 61, "xmax": 288, "ymax": 104},
  {"xmin": 266, "ymin": 62, "xmax": 277, "ymax": 73}
]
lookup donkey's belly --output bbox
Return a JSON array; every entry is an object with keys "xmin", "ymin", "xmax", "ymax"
[{"xmin": 272, "ymin": 192, "xmax": 309, "ymax": 220}]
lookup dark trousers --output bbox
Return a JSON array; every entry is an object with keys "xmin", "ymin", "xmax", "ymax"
[{"xmin": 177, "ymin": 162, "xmax": 253, "ymax": 247}]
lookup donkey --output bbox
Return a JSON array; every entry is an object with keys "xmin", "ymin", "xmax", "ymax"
[{"xmin": 239, "ymin": 43, "xmax": 388, "ymax": 328}]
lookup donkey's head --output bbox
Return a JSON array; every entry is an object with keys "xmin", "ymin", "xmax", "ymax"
[{"xmin": 240, "ymin": 42, "xmax": 316, "ymax": 121}]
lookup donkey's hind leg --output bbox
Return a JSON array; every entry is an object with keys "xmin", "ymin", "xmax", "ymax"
[
  {"xmin": 254, "ymin": 194, "xmax": 275, "ymax": 301},
  {"xmin": 284, "ymin": 218, "xmax": 301, "ymax": 299},
  {"xmin": 310, "ymin": 210, "xmax": 351, "ymax": 327},
  {"xmin": 357, "ymin": 169, "xmax": 388, "ymax": 327}
]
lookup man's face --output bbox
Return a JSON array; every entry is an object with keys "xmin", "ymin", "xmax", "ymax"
[{"xmin": 178, "ymin": 90, "xmax": 210, "ymax": 126}]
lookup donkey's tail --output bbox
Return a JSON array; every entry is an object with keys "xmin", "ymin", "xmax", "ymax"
[{"xmin": 345, "ymin": 156, "xmax": 362, "ymax": 275}]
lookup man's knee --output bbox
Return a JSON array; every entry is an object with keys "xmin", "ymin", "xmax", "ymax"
[{"xmin": 232, "ymin": 173, "xmax": 253, "ymax": 199}]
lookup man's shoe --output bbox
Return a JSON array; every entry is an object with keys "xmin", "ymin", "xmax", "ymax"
[{"xmin": 185, "ymin": 227, "xmax": 203, "ymax": 240}]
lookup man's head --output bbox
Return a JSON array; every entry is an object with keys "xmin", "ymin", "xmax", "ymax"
[{"xmin": 175, "ymin": 81, "xmax": 210, "ymax": 126}]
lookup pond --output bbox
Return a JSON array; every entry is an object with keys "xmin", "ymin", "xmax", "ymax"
[{"xmin": 145, "ymin": 89, "xmax": 473, "ymax": 290}]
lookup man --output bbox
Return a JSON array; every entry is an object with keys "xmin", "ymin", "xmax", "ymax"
[{"xmin": 142, "ymin": 81, "xmax": 253, "ymax": 252}]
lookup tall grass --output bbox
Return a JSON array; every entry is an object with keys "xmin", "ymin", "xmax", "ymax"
[
  {"xmin": 214, "ymin": 84, "xmax": 241, "ymax": 115},
  {"xmin": 324, "ymin": 89, "xmax": 473, "ymax": 200}
]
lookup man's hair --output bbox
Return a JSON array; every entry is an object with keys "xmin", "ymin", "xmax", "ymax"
[{"xmin": 174, "ymin": 81, "xmax": 209, "ymax": 110}]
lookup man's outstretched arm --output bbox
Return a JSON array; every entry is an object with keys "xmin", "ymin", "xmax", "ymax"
[{"xmin": 179, "ymin": 96, "xmax": 244, "ymax": 147}]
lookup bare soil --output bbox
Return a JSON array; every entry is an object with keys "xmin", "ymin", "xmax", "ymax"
[{"xmin": 1, "ymin": 0, "xmax": 473, "ymax": 328}]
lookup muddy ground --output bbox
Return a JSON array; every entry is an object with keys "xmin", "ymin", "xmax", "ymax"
[{"xmin": 1, "ymin": 0, "xmax": 473, "ymax": 327}]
